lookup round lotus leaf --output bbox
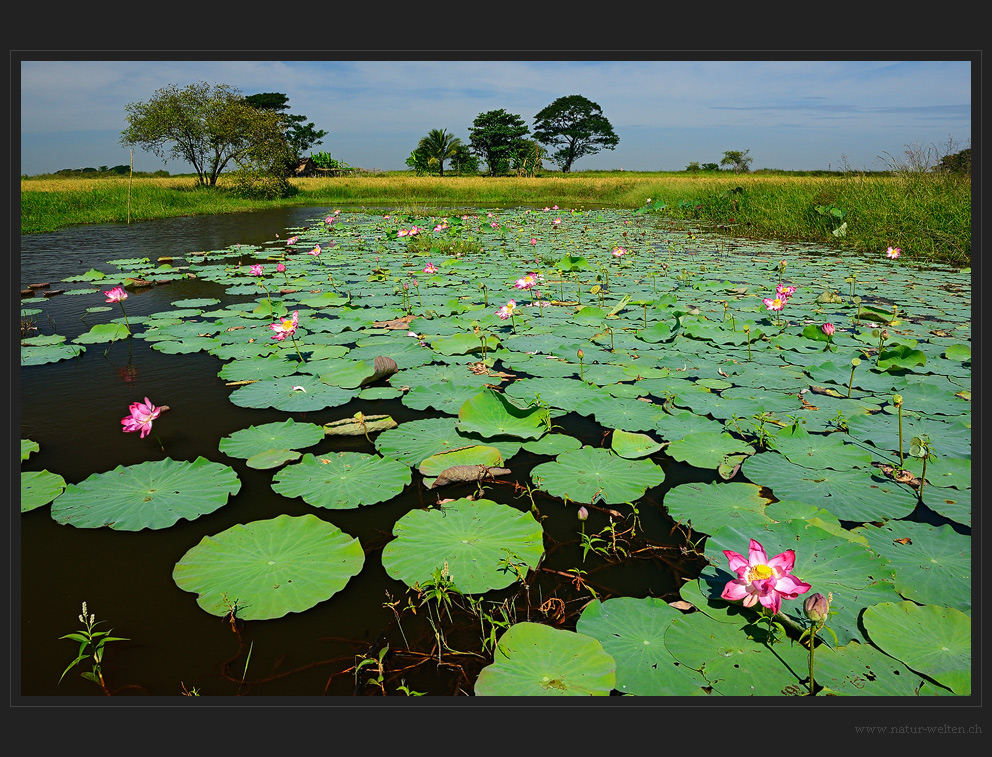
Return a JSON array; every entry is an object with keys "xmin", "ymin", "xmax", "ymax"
[
  {"xmin": 380, "ymin": 497, "xmax": 544, "ymax": 594},
  {"xmin": 71, "ymin": 323, "xmax": 132, "ymax": 344},
  {"xmin": 474, "ymin": 622, "xmax": 616, "ymax": 696},
  {"xmin": 666, "ymin": 432, "xmax": 755, "ymax": 470},
  {"xmin": 219, "ymin": 418, "xmax": 325, "ymax": 459},
  {"xmin": 375, "ymin": 417, "xmax": 521, "ymax": 468},
  {"xmin": 766, "ymin": 425, "xmax": 873, "ymax": 470},
  {"xmin": 903, "ymin": 454, "xmax": 970, "ymax": 489},
  {"xmin": 576, "ymin": 597, "xmax": 708, "ymax": 695},
  {"xmin": 172, "ymin": 513, "xmax": 365, "ymax": 621},
  {"xmin": 653, "ymin": 409, "xmax": 726, "ymax": 442},
  {"xmin": 663, "ymin": 603, "xmax": 810, "ymax": 695},
  {"xmin": 574, "ymin": 393, "xmax": 666, "ymax": 433},
  {"xmin": 20, "ymin": 342, "xmax": 86, "ymax": 365},
  {"xmin": 610, "ymin": 429, "xmax": 665, "ymax": 459},
  {"xmin": 391, "ymin": 362, "xmax": 494, "ymax": 391},
  {"xmin": 741, "ymin": 451, "xmax": 917, "ymax": 522},
  {"xmin": 530, "ymin": 447, "xmax": 665, "ymax": 505},
  {"xmin": 664, "ymin": 481, "xmax": 775, "ymax": 535},
  {"xmin": 217, "ymin": 353, "xmax": 300, "ymax": 382},
  {"xmin": 862, "ymin": 602, "xmax": 970, "ymax": 695},
  {"xmin": 21, "ymin": 469, "xmax": 66, "ymax": 512},
  {"xmin": 21, "ymin": 439, "xmax": 39, "ymax": 461},
  {"xmin": 227, "ymin": 375, "xmax": 357, "ymax": 412},
  {"xmin": 51, "ymin": 457, "xmax": 241, "ymax": 531},
  {"xmin": 504, "ymin": 376, "xmax": 601, "ymax": 413},
  {"xmin": 813, "ymin": 640, "xmax": 929, "ymax": 696},
  {"xmin": 853, "ymin": 521, "xmax": 971, "ymax": 613},
  {"xmin": 846, "ymin": 413, "xmax": 971, "ymax": 460},
  {"xmin": 418, "ymin": 445, "xmax": 503, "ymax": 477},
  {"xmin": 457, "ymin": 388, "xmax": 550, "ymax": 440},
  {"xmin": 271, "ymin": 452, "xmax": 411, "ymax": 509},
  {"xmin": 402, "ymin": 381, "xmax": 486, "ymax": 414},
  {"xmin": 521, "ymin": 433, "xmax": 583, "ymax": 457}
]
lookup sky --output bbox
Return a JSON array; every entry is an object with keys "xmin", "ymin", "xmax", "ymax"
[{"xmin": 17, "ymin": 58, "xmax": 973, "ymax": 176}]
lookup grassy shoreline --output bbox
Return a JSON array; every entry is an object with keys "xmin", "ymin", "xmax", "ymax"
[{"xmin": 21, "ymin": 171, "xmax": 971, "ymax": 266}]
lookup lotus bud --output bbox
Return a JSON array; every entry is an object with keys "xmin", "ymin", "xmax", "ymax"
[
  {"xmin": 577, "ymin": 349, "xmax": 584, "ymax": 359},
  {"xmin": 803, "ymin": 592, "xmax": 831, "ymax": 626},
  {"xmin": 893, "ymin": 394, "xmax": 903, "ymax": 407},
  {"xmin": 880, "ymin": 329, "xmax": 889, "ymax": 340},
  {"xmin": 821, "ymin": 323, "xmax": 835, "ymax": 337},
  {"xmin": 577, "ymin": 506, "xmax": 589, "ymax": 521},
  {"xmin": 851, "ymin": 357, "xmax": 861, "ymax": 367}
]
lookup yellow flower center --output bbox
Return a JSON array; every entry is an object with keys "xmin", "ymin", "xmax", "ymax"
[{"xmin": 747, "ymin": 564, "xmax": 774, "ymax": 581}]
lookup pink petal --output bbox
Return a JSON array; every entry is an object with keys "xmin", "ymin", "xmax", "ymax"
[
  {"xmin": 774, "ymin": 575, "xmax": 812, "ymax": 598},
  {"xmin": 748, "ymin": 539, "xmax": 769, "ymax": 566},
  {"xmin": 723, "ymin": 550, "xmax": 749, "ymax": 576},
  {"xmin": 768, "ymin": 549, "xmax": 796, "ymax": 574},
  {"xmin": 758, "ymin": 592, "xmax": 782, "ymax": 614},
  {"xmin": 722, "ymin": 580, "xmax": 750, "ymax": 601}
]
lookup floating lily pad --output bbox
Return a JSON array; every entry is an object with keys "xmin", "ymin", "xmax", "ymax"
[
  {"xmin": 375, "ymin": 417, "xmax": 522, "ymax": 468},
  {"xmin": 664, "ymin": 481, "xmax": 775, "ymax": 535},
  {"xmin": 531, "ymin": 447, "xmax": 665, "ymax": 505},
  {"xmin": 271, "ymin": 452, "xmax": 411, "ymax": 509},
  {"xmin": 51, "ymin": 457, "xmax": 241, "ymax": 530},
  {"xmin": 172, "ymin": 513, "xmax": 365, "ymax": 621},
  {"xmin": 457, "ymin": 388, "xmax": 550, "ymax": 440},
  {"xmin": 21, "ymin": 439, "xmax": 39, "ymax": 461},
  {"xmin": 21, "ymin": 470, "xmax": 67, "ymax": 512},
  {"xmin": 862, "ymin": 602, "xmax": 970, "ymax": 695},
  {"xmin": 474, "ymin": 622, "xmax": 616, "ymax": 696},
  {"xmin": 610, "ymin": 429, "xmax": 665, "ymax": 459},
  {"xmin": 219, "ymin": 418, "xmax": 325, "ymax": 459},
  {"xmin": 380, "ymin": 497, "xmax": 544, "ymax": 594},
  {"xmin": 666, "ymin": 432, "xmax": 755, "ymax": 470},
  {"xmin": 227, "ymin": 375, "xmax": 357, "ymax": 412}
]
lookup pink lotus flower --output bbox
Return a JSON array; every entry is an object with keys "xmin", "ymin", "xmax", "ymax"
[
  {"xmin": 776, "ymin": 284, "xmax": 796, "ymax": 299},
  {"xmin": 495, "ymin": 300, "xmax": 517, "ymax": 320},
  {"xmin": 612, "ymin": 246, "xmax": 627, "ymax": 258},
  {"xmin": 553, "ymin": 218, "xmax": 561, "ymax": 226},
  {"xmin": 276, "ymin": 262, "xmax": 286, "ymax": 273},
  {"xmin": 530, "ymin": 237, "xmax": 538, "ymax": 245},
  {"xmin": 514, "ymin": 273, "xmax": 541, "ymax": 290},
  {"xmin": 324, "ymin": 215, "xmax": 337, "ymax": 224},
  {"xmin": 763, "ymin": 296, "xmax": 785, "ymax": 312},
  {"xmin": 397, "ymin": 229, "xmax": 409, "ymax": 238},
  {"xmin": 270, "ymin": 310, "xmax": 300, "ymax": 341},
  {"xmin": 285, "ymin": 236, "xmax": 299, "ymax": 246},
  {"xmin": 308, "ymin": 244, "xmax": 322, "ymax": 256},
  {"xmin": 249, "ymin": 264, "xmax": 264, "ymax": 276},
  {"xmin": 821, "ymin": 322, "xmax": 836, "ymax": 337},
  {"xmin": 121, "ymin": 397, "xmax": 162, "ymax": 439},
  {"xmin": 103, "ymin": 286, "xmax": 128, "ymax": 303},
  {"xmin": 423, "ymin": 263, "xmax": 438, "ymax": 274},
  {"xmin": 886, "ymin": 246, "xmax": 902, "ymax": 259},
  {"xmin": 721, "ymin": 538, "xmax": 811, "ymax": 614}
]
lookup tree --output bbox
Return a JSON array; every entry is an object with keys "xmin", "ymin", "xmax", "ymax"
[
  {"xmin": 511, "ymin": 139, "xmax": 547, "ymax": 177},
  {"xmin": 120, "ymin": 82, "xmax": 285, "ymax": 186},
  {"xmin": 448, "ymin": 143, "xmax": 479, "ymax": 176},
  {"xmin": 244, "ymin": 92, "xmax": 327, "ymax": 168},
  {"xmin": 468, "ymin": 109, "xmax": 530, "ymax": 177},
  {"xmin": 720, "ymin": 149, "xmax": 753, "ymax": 174},
  {"xmin": 414, "ymin": 128, "xmax": 462, "ymax": 176},
  {"xmin": 531, "ymin": 95, "xmax": 619, "ymax": 173}
]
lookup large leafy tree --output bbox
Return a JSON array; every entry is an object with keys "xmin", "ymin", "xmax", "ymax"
[
  {"xmin": 468, "ymin": 109, "xmax": 530, "ymax": 177},
  {"xmin": 531, "ymin": 95, "xmax": 619, "ymax": 173},
  {"xmin": 244, "ymin": 92, "xmax": 328, "ymax": 168},
  {"xmin": 413, "ymin": 128, "xmax": 462, "ymax": 176},
  {"xmin": 120, "ymin": 82, "xmax": 285, "ymax": 186},
  {"xmin": 720, "ymin": 149, "xmax": 753, "ymax": 174}
]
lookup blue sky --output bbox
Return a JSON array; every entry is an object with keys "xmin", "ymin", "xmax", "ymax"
[{"xmin": 18, "ymin": 59, "xmax": 972, "ymax": 175}]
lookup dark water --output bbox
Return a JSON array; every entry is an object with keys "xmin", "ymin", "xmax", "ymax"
[{"xmin": 17, "ymin": 207, "xmax": 702, "ymax": 698}]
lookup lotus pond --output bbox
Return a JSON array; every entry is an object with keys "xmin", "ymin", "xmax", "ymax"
[{"xmin": 18, "ymin": 204, "xmax": 971, "ymax": 697}]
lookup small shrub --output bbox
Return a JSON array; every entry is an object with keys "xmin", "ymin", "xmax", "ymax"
[{"xmin": 228, "ymin": 171, "xmax": 296, "ymax": 200}]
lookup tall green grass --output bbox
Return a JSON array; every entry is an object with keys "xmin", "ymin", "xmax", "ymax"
[{"xmin": 21, "ymin": 172, "xmax": 970, "ymax": 266}]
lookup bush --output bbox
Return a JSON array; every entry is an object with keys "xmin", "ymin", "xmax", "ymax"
[{"xmin": 228, "ymin": 171, "xmax": 297, "ymax": 200}]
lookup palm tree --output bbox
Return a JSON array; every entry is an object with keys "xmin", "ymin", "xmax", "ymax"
[{"xmin": 416, "ymin": 128, "xmax": 461, "ymax": 176}]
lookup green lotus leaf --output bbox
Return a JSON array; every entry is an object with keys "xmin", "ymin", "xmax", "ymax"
[
  {"xmin": 522, "ymin": 433, "xmax": 583, "ymax": 457},
  {"xmin": 50, "ymin": 457, "xmax": 241, "ymax": 530},
  {"xmin": 402, "ymin": 381, "xmax": 487, "ymax": 414},
  {"xmin": 766, "ymin": 424, "xmax": 873, "ymax": 470},
  {"xmin": 742, "ymin": 451, "xmax": 918, "ymax": 522},
  {"xmin": 375, "ymin": 417, "xmax": 522, "ymax": 468},
  {"xmin": 666, "ymin": 432, "xmax": 755, "ymax": 470},
  {"xmin": 71, "ymin": 323, "xmax": 131, "ymax": 343},
  {"xmin": 457, "ymin": 388, "xmax": 550, "ymax": 440},
  {"xmin": 381, "ymin": 497, "xmax": 544, "ymax": 594},
  {"xmin": 576, "ymin": 597, "xmax": 708, "ymax": 695},
  {"xmin": 21, "ymin": 439, "xmax": 39, "ymax": 461},
  {"xmin": 418, "ymin": 446, "xmax": 503, "ymax": 477},
  {"xmin": 574, "ymin": 393, "xmax": 666, "ymax": 433},
  {"xmin": 245, "ymin": 449, "xmax": 302, "ymax": 469},
  {"xmin": 20, "ymin": 342, "xmax": 87, "ymax": 366},
  {"xmin": 664, "ymin": 481, "xmax": 775, "ymax": 535},
  {"xmin": 391, "ymin": 362, "xmax": 495, "ymax": 391},
  {"xmin": 610, "ymin": 429, "xmax": 665, "ymax": 459},
  {"xmin": 217, "ymin": 354, "xmax": 300, "ymax": 382},
  {"xmin": 854, "ymin": 521, "xmax": 971, "ymax": 613},
  {"xmin": 21, "ymin": 469, "xmax": 67, "ymax": 512},
  {"xmin": 862, "ymin": 602, "xmax": 970, "ymax": 695},
  {"xmin": 813, "ymin": 640, "xmax": 930, "ymax": 696},
  {"xmin": 944, "ymin": 343, "xmax": 970, "ymax": 362},
  {"xmin": 271, "ymin": 452, "xmax": 411, "ymax": 509},
  {"xmin": 504, "ymin": 376, "xmax": 602, "ymax": 413},
  {"xmin": 845, "ymin": 413, "xmax": 971, "ymax": 460},
  {"xmin": 876, "ymin": 344, "xmax": 927, "ymax": 372},
  {"xmin": 531, "ymin": 446, "xmax": 665, "ymax": 505},
  {"xmin": 227, "ymin": 375, "xmax": 357, "ymax": 412},
  {"xmin": 474, "ymin": 622, "xmax": 616, "ymax": 696},
  {"xmin": 172, "ymin": 513, "xmax": 365, "ymax": 621},
  {"xmin": 219, "ymin": 418, "xmax": 325, "ymax": 459}
]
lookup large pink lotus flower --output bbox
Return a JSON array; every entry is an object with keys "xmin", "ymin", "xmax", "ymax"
[
  {"xmin": 514, "ymin": 273, "xmax": 541, "ymax": 290},
  {"xmin": 821, "ymin": 322, "xmax": 836, "ymax": 337},
  {"xmin": 276, "ymin": 262, "xmax": 286, "ymax": 273},
  {"xmin": 763, "ymin": 296, "xmax": 786, "ymax": 312},
  {"xmin": 886, "ymin": 246, "xmax": 902, "ymax": 259},
  {"xmin": 103, "ymin": 286, "xmax": 128, "ymax": 303},
  {"xmin": 776, "ymin": 284, "xmax": 797, "ymax": 299},
  {"xmin": 721, "ymin": 539, "xmax": 811, "ymax": 614},
  {"xmin": 249, "ymin": 264, "xmax": 264, "ymax": 276},
  {"xmin": 285, "ymin": 236, "xmax": 299, "ymax": 246},
  {"xmin": 121, "ymin": 397, "xmax": 162, "ymax": 439},
  {"xmin": 270, "ymin": 311, "xmax": 300, "ymax": 341}
]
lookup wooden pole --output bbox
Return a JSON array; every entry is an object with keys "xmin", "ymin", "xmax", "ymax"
[{"xmin": 127, "ymin": 149, "xmax": 133, "ymax": 224}]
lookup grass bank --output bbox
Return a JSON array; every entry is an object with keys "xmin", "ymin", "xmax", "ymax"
[{"xmin": 21, "ymin": 171, "xmax": 971, "ymax": 266}]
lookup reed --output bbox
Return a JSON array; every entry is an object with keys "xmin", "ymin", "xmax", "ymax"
[{"xmin": 21, "ymin": 171, "xmax": 970, "ymax": 266}]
